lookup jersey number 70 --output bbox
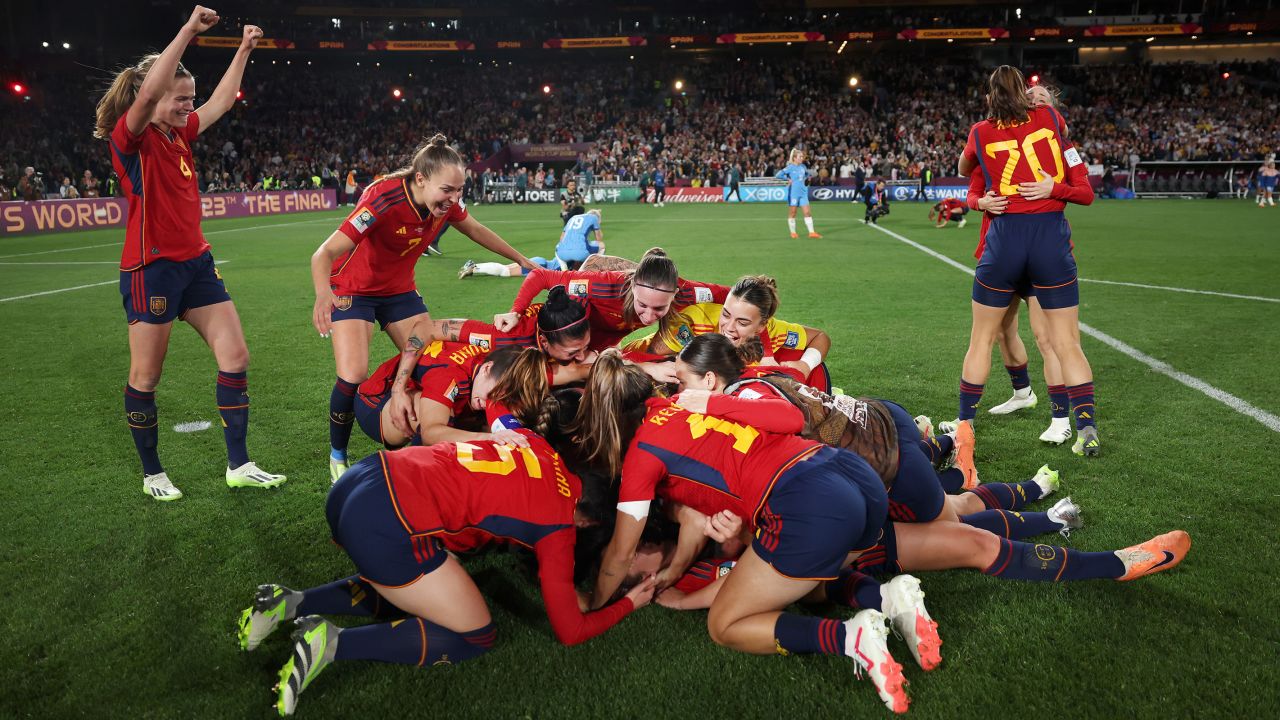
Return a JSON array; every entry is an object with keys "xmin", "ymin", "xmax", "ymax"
[{"xmin": 984, "ymin": 128, "xmax": 1064, "ymax": 196}]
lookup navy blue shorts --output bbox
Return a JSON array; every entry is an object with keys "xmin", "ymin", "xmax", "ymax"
[
  {"xmin": 854, "ymin": 522, "xmax": 903, "ymax": 577},
  {"xmin": 973, "ymin": 212, "xmax": 1078, "ymax": 310},
  {"xmin": 881, "ymin": 400, "xmax": 947, "ymax": 524},
  {"xmin": 354, "ymin": 392, "xmax": 416, "ymax": 449},
  {"xmin": 752, "ymin": 446, "xmax": 888, "ymax": 581},
  {"xmin": 120, "ymin": 251, "xmax": 230, "ymax": 324},
  {"xmin": 327, "ymin": 454, "xmax": 447, "ymax": 587},
  {"xmin": 330, "ymin": 290, "xmax": 428, "ymax": 330}
]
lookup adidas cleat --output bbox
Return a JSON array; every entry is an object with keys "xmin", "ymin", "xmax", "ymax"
[
  {"xmin": 880, "ymin": 575, "xmax": 942, "ymax": 672},
  {"xmin": 954, "ymin": 420, "xmax": 979, "ymax": 490},
  {"xmin": 329, "ymin": 458, "xmax": 349, "ymax": 485},
  {"xmin": 425, "ymin": 243, "xmax": 442, "ymax": 256},
  {"xmin": 1072, "ymin": 426, "xmax": 1101, "ymax": 457},
  {"xmin": 936, "ymin": 419, "xmax": 959, "ymax": 435},
  {"xmin": 1039, "ymin": 417, "xmax": 1073, "ymax": 445},
  {"xmin": 458, "ymin": 259, "xmax": 477, "ymax": 279},
  {"xmin": 238, "ymin": 584, "xmax": 301, "ymax": 651},
  {"xmin": 276, "ymin": 616, "xmax": 339, "ymax": 717},
  {"xmin": 1046, "ymin": 496, "xmax": 1083, "ymax": 538},
  {"xmin": 988, "ymin": 390, "xmax": 1037, "ymax": 415},
  {"xmin": 913, "ymin": 415, "xmax": 934, "ymax": 440},
  {"xmin": 844, "ymin": 610, "xmax": 909, "ymax": 714},
  {"xmin": 1031, "ymin": 464, "xmax": 1060, "ymax": 498},
  {"xmin": 1115, "ymin": 531, "xmax": 1191, "ymax": 581},
  {"xmin": 143, "ymin": 472, "xmax": 183, "ymax": 501},
  {"xmin": 226, "ymin": 462, "xmax": 287, "ymax": 489}
]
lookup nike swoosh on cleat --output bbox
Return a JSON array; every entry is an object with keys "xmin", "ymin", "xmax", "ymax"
[{"xmin": 1151, "ymin": 551, "xmax": 1176, "ymax": 570}]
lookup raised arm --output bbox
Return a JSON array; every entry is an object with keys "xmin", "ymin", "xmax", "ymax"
[
  {"xmin": 194, "ymin": 24, "xmax": 261, "ymax": 132},
  {"xmin": 126, "ymin": 6, "xmax": 220, "ymax": 136}
]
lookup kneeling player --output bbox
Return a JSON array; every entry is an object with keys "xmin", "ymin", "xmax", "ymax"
[{"xmin": 459, "ymin": 209, "xmax": 604, "ymax": 278}]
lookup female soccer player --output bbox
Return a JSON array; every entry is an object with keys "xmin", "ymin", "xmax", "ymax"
[
  {"xmin": 777, "ymin": 147, "xmax": 821, "ymax": 238},
  {"xmin": 577, "ymin": 351, "xmax": 913, "ymax": 713},
  {"xmin": 1259, "ymin": 160, "xmax": 1278, "ymax": 207},
  {"xmin": 311, "ymin": 135, "xmax": 536, "ymax": 482},
  {"xmin": 459, "ymin": 209, "xmax": 604, "ymax": 278},
  {"xmin": 95, "ymin": 6, "xmax": 283, "ymax": 500},
  {"xmin": 635, "ymin": 275, "xmax": 833, "ymax": 391},
  {"xmin": 954, "ymin": 66, "xmax": 1100, "ymax": 457},
  {"xmin": 496, "ymin": 247, "xmax": 728, "ymax": 381},
  {"xmin": 236, "ymin": 376, "xmax": 654, "ymax": 716},
  {"xmin": 354, "ymin": 344, "xmax": 548, "ymax": 450},
  {"xmin": 671, "ymin": 334, "xmax": 1079, "ymax": 537}
]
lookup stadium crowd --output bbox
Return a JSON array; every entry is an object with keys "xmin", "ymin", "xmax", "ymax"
[{"xmin": 1, "ymin": 55, "xmax": 1276, "ymax": 200}]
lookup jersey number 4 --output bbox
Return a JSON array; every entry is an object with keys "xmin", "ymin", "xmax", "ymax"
[
  {"xmin": 984, "ymin": 128, "xmax": 1064, "ymax": 196},
  {"xmin": 686, "ymin": 413, "xmax": 759, "ymax": 454}
]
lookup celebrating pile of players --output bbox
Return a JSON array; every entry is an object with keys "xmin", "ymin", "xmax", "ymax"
[{"xmin": 105, "ymin": 9, "xmax": 1193, "ymax": 717}]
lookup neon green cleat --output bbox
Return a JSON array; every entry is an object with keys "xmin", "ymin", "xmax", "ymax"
[
  {"xmin": 238, "ymin": 584, "xmax": 301, "ymax": 651},
  {"xmin": 1071, "ymin": 426, "xmax": 1101, "ymax": 457},
  {"xmin": 276, "ymin": 616, "xmax": 339, "ymax": 717},
  {"xmin": 1031, "ymin": 464, "xmax": 1060, "ymax": 498},
  {"xmin": 226, "ymin": 462, "xmax": 287, "ymax": 489},
  {"xmin": 329, "ymin": 458, "xmax": 349, "ymax": 485}
]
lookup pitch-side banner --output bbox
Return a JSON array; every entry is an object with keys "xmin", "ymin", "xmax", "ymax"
[
  {"xmin": 0, "ymin": 190, "xmax": 337, "ymax": 237},
  {"xmin": 508, "ymin": 143, "xmax": 594, "ymax": 162},
  {"xmin": 190, "ymin": 36, "xmax": 295, "ymax": 49},
  {"xmin": 654, "ymin": 187, "xmax": 724, "ymax": 203},
  {"xmin": 543, "ymin": 36, "xmax": 647, "ymax": 49},
  {"xmin": 717, "ymin": 32, "xmax": 825, "ymax": 44}
]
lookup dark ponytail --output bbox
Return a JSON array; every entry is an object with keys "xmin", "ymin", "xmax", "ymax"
[
  {"xmin": 677, "ymin": 334, "xmax": 745, "ymax": 385},
  {"xmin": 538, "ymin": 285, "xmax": 590, "ymax": 347}
]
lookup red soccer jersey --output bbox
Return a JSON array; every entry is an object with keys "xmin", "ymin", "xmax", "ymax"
[
  {"xmin": 740, "ymin": 365, "xmax": 809, "ymax": 384},
  {"xmin": 109, "ymin": 113, "xmax": 209, "ymax": 270},
  {"xmin": 967, "ymin": 142, "xmax": 1093, "ymax": 259},
  {"xmin": 702, "ymin": 381, "xmax": 806, "ymax": 435},
  {"xmin": 962, "ymin": 105, "xmax": 1074, "ymax": 215},
  {"xmin": 510, "ymin": 270, "xmax": 729, "ymax": 351},
  {"xmin": 618, "ymin": 397, "xmax": 821, "ymax": 528},
  {"xmin": 457, "ymin": 303, "xmax": 545, "ymax": 351},
  {"xmin": 359, "ymin": 341, "xmax": 488, "ymax": 415},
  {"xmin": 330, "ymin": 178, "xmax": 469, "ymax": 296},
  {"xmin": 673, "ymin": 557, "xmax": 738, "ymax": 594},
  {"xmin": 379, "ymin": 434, "xmax": 633, "ymax": 645},
  {"xmin": 939, "ymin": 198, "xmax": 966, "ymax": 214}
]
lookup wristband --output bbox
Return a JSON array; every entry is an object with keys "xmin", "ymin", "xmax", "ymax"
[{"xmin": 800, "ymin": 347, "xmax": 823, "ymax": 370}]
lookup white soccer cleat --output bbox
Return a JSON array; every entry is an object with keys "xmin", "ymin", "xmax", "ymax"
[
  {"xmin": 957, "ymin": 217, "xmax": 967, "ymax": 228},
  {"xmin": 1047, "ymin": 496, "xmax": 1083, "ymax": 538},
  {"xmin": 1039, "ymin": 417, "xmax": 1073, "ymax": 445},
  {"xmin": 913, "ymin": 415, "xmax": 933, "ymax": 440},
  {"xmin": 1031, "ymin": 464, "xmax": 1060, "ymax": 498},
  {"xmin": 226, "ymin": 462, "xmax": 287, "ymax": 489},
  {"xmin": 880, "ymin": 575, "xmax": 942, "ymax": 671},
  {"xmin": 844, "ymin": 610, "xmax": 909, "ymax": 713},
  {"xmin": 988, "ymin": 389, "xmax": 1037, "ymax": 415},
  {"xmin": 143, "ymin": 472, "xmax": 183, "ymax": 501},
  {"xmin": 936, "ymin": 419, "xmax": 959, "ymax": 435},
  {"xmin": 458, "ymin": 259, "xmax": 477, "ymax": 279}
]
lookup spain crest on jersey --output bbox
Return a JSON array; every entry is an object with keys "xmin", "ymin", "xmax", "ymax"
[
  {"xmin": 335, "ymin": 296, "xmax": 353, "ymax": 311},
  {"xmin": 149, "ymin": 296, "xmax": 167, "ymax": 316}
]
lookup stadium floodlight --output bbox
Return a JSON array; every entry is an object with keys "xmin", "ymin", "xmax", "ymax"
[
  {"xmin": 235, "ymin": 89, "xmax": 243, "ymax": 99},
  {"xmin": 392, "ymin": 88, "xmax": 402, "ymax": 99},
  {"xmin": 41, "ymin": 42, "xmax": 48, "ymax": 48},
  {"xmin": 1222, "ymin": 72, "xmax": 1231, "ymax": 79},
  {"xmin": 62, "ymin": 42, "xmax": 70, "ymax": 49},
  {"xmin": 1191, "ymin": 35, "xmax": 1198, "ymax": 39},
  {"xmin": 674, "ymin": 80, "xmax": 684, "ymax": 91},
  {"xmin": 848, "ymin": 76, "xmax": 859, "ymax": 87},
  {"xmin": 1016, "ymin": 8, "xmax": 1022, "ymax": 18},
  {"xmin": 1067, "ymin": 38, "xmax": 1074, "ymax": 43},
  {"xmin": 11, "ymin": 83, "xmax": 25, "ymax": 94},
  {"xmin": 1145, "ymin": 36, "xmax": 1155, "ymax": 42}
]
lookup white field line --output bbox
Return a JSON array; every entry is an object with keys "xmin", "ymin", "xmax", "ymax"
[
  {"xmin": 1078, "ymin": 278, "xmax": 1279, "ymax": 304},
  {"xmin": 0, "ymin": 261, "xmax": 228, "ymax": 303},
  {"xmin": 867, "ymin": 222, "xmax": 1280, "ymax": 433}
]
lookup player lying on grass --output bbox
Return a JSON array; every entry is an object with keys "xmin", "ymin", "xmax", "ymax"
[
  {"xmin": 670, "ymin": 334, "xmax": 1082, "ymax": 540},
  {"xmin": 353, "ymin": 344, "xmax": 556, "ymax": 451},
  {"xmin": 380, "ymin": 286, "xmax": 595, "ymax": 438},
  {"xmin": 311, "ymin": 134, "xmax": 536, "ymax": 482},
  {"xmin": 495, "ymin": 247, "xmax": 729, "ymax": 382},
  {"xmin": 95, "ymin": 5, "xmax": 284, "ymax": 500},
  {"xmin": 237, "ymin": 386, "xmax": 654, "ymax": 717},
  {"xmin": 576, "ymin": 350, "xmax": 915, "ymax": 713},
  {"xmin": 626, "ymin": 275, "xmax": 834, "ymax": 392},
  {"xmin": 460, "ymin": 208, "xmax": 605, "ymax": 278}
]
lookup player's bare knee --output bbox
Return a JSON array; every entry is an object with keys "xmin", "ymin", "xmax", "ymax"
[
  {"xmin": 706, "ymin": 609, "xmax": 733, "ymax": 647},
  {"xmin": 219, "ymin": 344, "xmax": 250, "ymax": 373},
  {"xmin": 128, "ymin": 370, "xmax": 162, "ymax": 392},
  {"xmin": 959, "ymin": 523, "xmax": 1000, "ymax": 567}
]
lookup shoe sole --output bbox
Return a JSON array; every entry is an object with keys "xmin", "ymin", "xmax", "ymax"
[
  {"xmin": 227, "ymin": 477, "xmax": 287, "ymax": 489},
  {"xmin": 143, "ymin": 489, "xmax": 183, "ymax": 501}
]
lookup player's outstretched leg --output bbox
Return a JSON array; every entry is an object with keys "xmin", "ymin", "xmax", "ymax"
[{"xmin": 844, "ymin": 610, "xmax": 910, "ymax": 713}]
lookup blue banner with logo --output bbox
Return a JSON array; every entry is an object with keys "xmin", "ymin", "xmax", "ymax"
[
  {"xmin": 806, "ymin": 184, "xmax": 970, "ymax": 202},
  {"xmin": 723, "ymin": 185, "xmax": 790, "ymax": 203}
]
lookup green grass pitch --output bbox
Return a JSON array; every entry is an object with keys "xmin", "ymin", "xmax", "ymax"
[{"xmin": 1, "ymin": 198, "xmax": 1277, "ymax": 718}]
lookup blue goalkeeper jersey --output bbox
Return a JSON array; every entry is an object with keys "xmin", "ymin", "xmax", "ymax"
[{"xmin": 776, "ymin": 163, "xmax": 812, "ymax": 201}]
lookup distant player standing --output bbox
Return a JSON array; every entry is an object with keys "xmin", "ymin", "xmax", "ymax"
[
  {"xmin": 652, "ymin": 163, "xmax": 667, "ymax": 207},
  {"xmin": 777, "ymin": 147, "xmax": 821, "ymax": 238},
  {"xmin": 95, "ymin": 6, "xmax": 285, "ymax": 500},
  {"xmin": 1258, "ymin": 160, "xmax": 1277, "ymax": 207},
  {"xmin": 955, "ymin": 66, "xmax": 1100, "ymax": 457}
]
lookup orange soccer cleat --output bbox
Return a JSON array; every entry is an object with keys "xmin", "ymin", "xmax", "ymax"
[
  {"xmin": 790, "ymin": 232, "xmax": 800, "ymax": 239},
  {"xmin": 808, "ymin": 232, "xmax": 823, "ymax": 238},
  {"xmin": 1116, "ymin": 530, "xmax": 1191, "ymax": 581},
  {"xmin": 954, "ymin": 419, "xmax": 979, "ymax": 490}
]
